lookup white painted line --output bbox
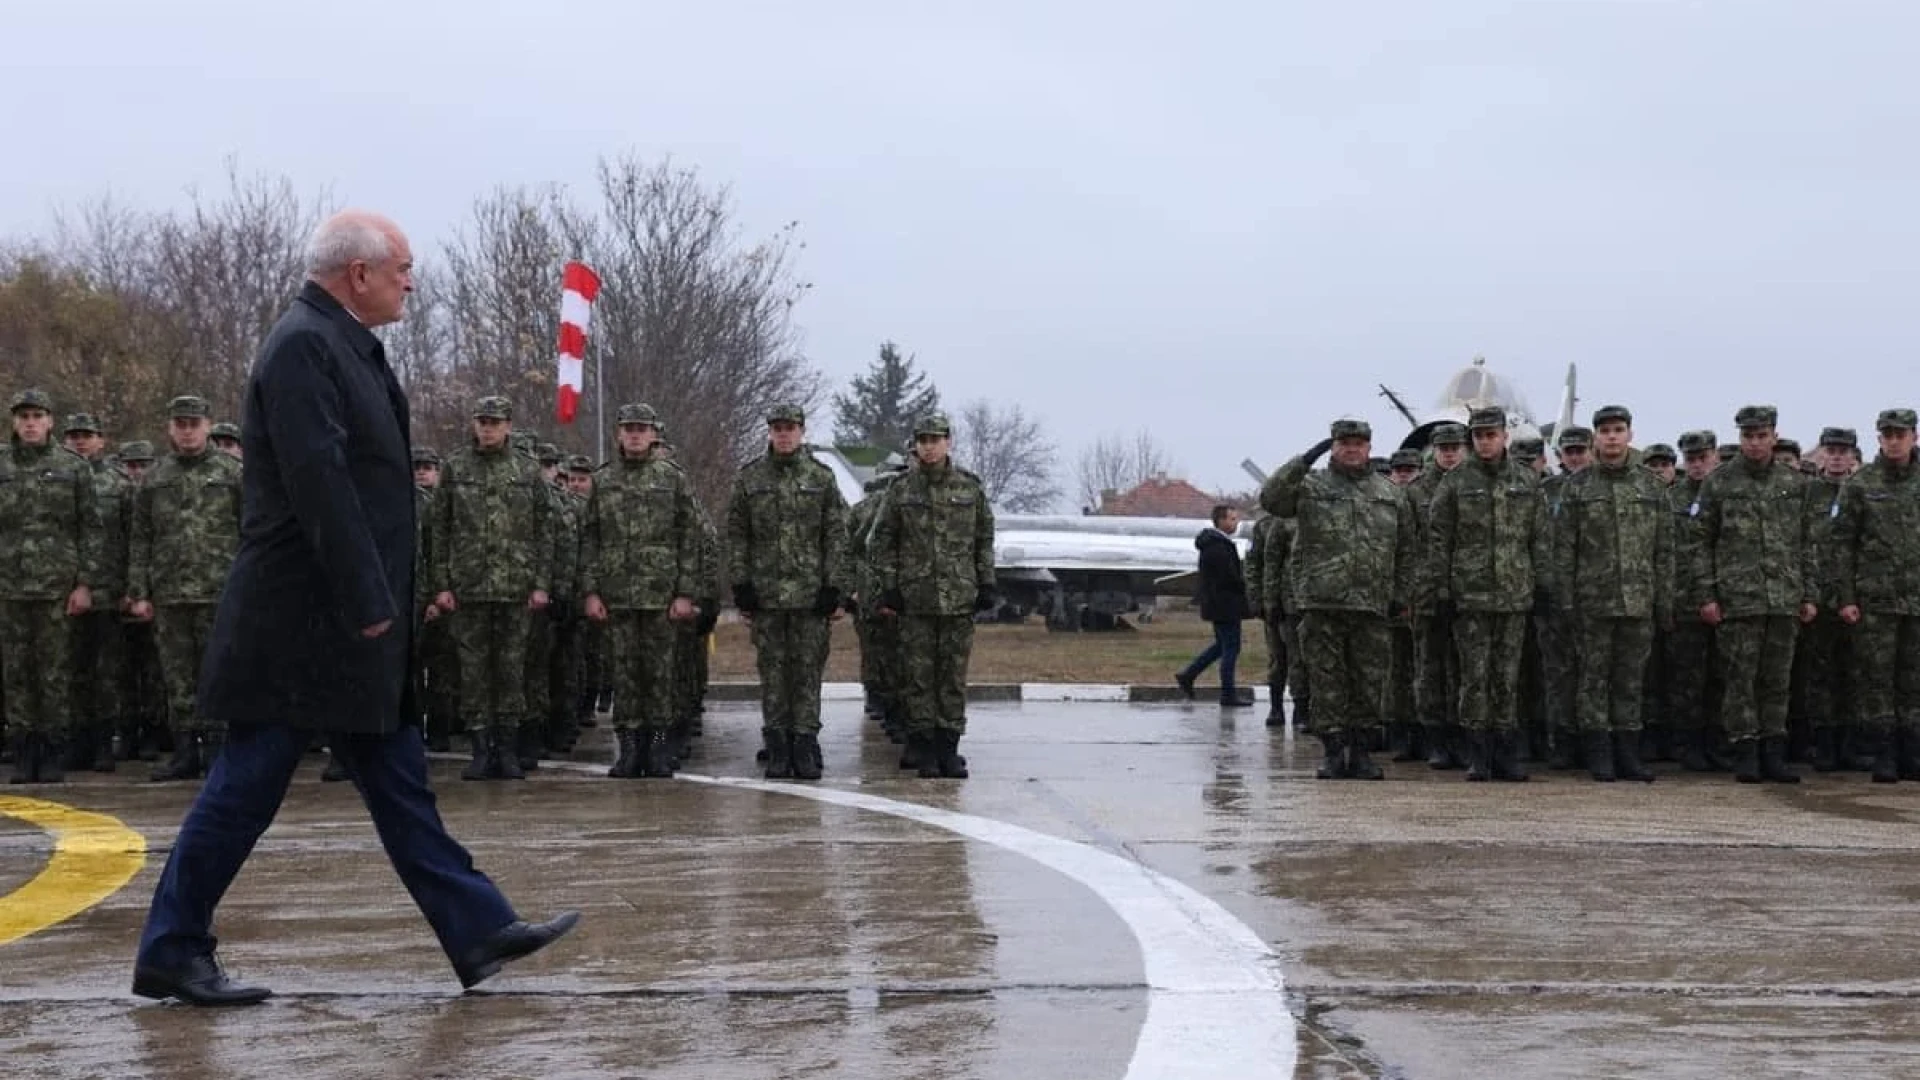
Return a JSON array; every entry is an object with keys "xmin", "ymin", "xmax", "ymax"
[
  {"xmin": 820, "ymin": 683, "xmax": 865, "ymax": 701},
  {"xmin": 1021, "ymin": 683, "xmax": 1129, "ymax": 702}
]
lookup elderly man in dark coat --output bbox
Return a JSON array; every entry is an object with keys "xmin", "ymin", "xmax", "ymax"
[{"xmin": 131, "ymin": 210, "xmax": 578, "ymax": 1006}]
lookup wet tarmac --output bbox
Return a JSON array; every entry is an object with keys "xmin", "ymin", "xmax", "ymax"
[{"xmin": 3, "ymin": 702, "xmax": 1920, "ymax": 1077}]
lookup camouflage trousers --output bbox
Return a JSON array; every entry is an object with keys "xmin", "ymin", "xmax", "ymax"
[
  {"xmin": 121, "ymin": 621, "xmax": 164, "ymax": 746},
  {"xmin": 1716, "ymin": 615, "xmax": 1797, "ymax": 742},
  {"xmin": 1298, "ymin": 610, "xmax": 1389, "ymax": 737},
  {"xmin": 70, "ymin": 609, "xmax": 124, "ymax": 731},
  {"xmin": 1795, "ymin": 614, "xmax": 1854, "ymax": 732},
  {"xmin": 1851, "ymin": 613, "xmax": 1920, "ymax": 734},
  {"xmin": 671, "ymin": 624, "xmax": 700, "ymax": 723},
  {"xmin": 0, "ymin": 600, "xmax": 74, "ymax": 738},
  {"xmin": 1385, "ymin": 624, "xmax": 1415, "ymax": 723},
  {"xmin": 608, "ymin": 609, "xmax": 676, "ymax": 732},
  {"xmin": 1452, "ymin": 612, "xmax": 1527, "ymax": 733},
  {"xmin": 751, "ymin": 611, "xmax": 833, "ymax": 734},
  {"xmin": 549, "ymin": 615, "xmax": 582, "ymax": 736},
  {"xmin": 1663, "ymin": 620, "xmax": 1717, "ymax": 732},
  {"xmin": 1414, "ymin": 614, "xmax": 1460, "ymax": 732},
  {"xmin": 899, "ymin": 614, "xmax": 974, "ymax": 737},
  {"xmin": 1260, "ymin": 613, "xmax": 1287, "ymax": 695},
  {"xmin": 1575, "ymin": 616, "xmax": 1654, "ymax": 734},
  {"xmin": 859, "ymin": 610, "xmax": 904, "ymax": 717},
  {"xmin": 1280, "ymin": 613, "xmax": 1308, "ymax": 726},
  {"xmin": 1533, "ymin": 611, "xmax": 1578, "ymax": 736},
  {"xmin": 450, "ymin": 603, "xmax": 530, "ymax": 735},
  {"xmin": 523, "ymin": 605, "xmax": 555, "ymax": 732},
  {"xmin": 419, "ymin": 618, "xmax": 460, "ymax": 740},
  {"xmin": 154, "ymin": 604, "xmax": 216, "ymax": 736}
]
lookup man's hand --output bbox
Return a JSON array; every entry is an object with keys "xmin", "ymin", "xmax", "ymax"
[
  {"xmin": 877, "ymin": 588, "xmax": 905, "ymax": 618},
  {"xmin": 435, "ymin": 590, "xmax": 458, "ymax": 613},
  {"xmin": 361, "ymin": 619, "xmax": 392, "ymax": 639},
  {"xmin": 669, "ymin": 596, "xmax": 696, "ymax": 622},
  {"xmin": 66, "ymin": 586, "xmax": 92, "ymax": 617},
  {"xmin": 973, "ymin": 585, "xmax": 997, "ymax": 614},
  {"xmin": 1799, "ymin": 602, "xmax": 1819, "ymax": 625},
  {"xmin": 585, "ymin": 594, "xmax": 609, "ymax": 623},
  {"xmin": 1303, "ymin": 437, "xmax": 1335, "ymax": 465},
  {"xmin": 1840, "ymin": 604, "xmax": 1862, "ymax": 625},
  {"xmin": 424, "ymin": 603, "xmax": 441, "ymax": 623},
  {"xmin": 1700, "ymin": 601, "xmax": 1723, "ymax": 627},
  {"xmin": 529, "ymin": 589, "xmax": 550, "ymax": 611},
  {"xmin": 130, "ymin": 599, "xmax": 155, "ymax": 622}
]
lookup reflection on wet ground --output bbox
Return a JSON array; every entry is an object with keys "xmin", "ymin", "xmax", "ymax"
[{"xmin": 4, "ymin": 701, "xmax": 1920, "ymax": 1077}]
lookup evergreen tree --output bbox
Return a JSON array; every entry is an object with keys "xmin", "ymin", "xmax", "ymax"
[{"xmin": 832, "ymin": 341, "xmax": 940, "ymax": 448}]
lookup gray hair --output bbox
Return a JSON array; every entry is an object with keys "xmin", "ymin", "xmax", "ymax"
[{"xmin": 305, "ymin": 213, "xmax": 394, "ymax": 276}]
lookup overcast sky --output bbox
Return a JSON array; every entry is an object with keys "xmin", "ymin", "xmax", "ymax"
[{"xmin": 5, "ymin": 1, "xmax": 1916, "ymax": 496}]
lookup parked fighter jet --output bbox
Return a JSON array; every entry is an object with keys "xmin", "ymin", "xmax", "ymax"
[{"xmin": 1378, "ymin": 356, "xmax": 1578, "ymax": 451}]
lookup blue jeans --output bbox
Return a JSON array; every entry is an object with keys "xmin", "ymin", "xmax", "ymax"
[
  {"xmin": 136, "ymin": 724, "xmax": 517, "ymax": 971},
  {"xmin": 1181, "ymin": 620, "xmax": 1243, "ymax": 695}
]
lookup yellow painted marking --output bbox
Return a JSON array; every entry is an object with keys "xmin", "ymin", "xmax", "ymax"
[{"xmin": 0, "ymin": 796, "xmax": 147, "ymax": 946}]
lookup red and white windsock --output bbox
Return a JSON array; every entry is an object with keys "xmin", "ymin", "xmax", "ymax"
[{"xmin": 554, "ymin": 261, "xmax": 601, "ymax": 424}]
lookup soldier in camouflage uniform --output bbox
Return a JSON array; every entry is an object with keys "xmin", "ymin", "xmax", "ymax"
[
  {"xmin": 1829, "ymin": 409, "xmax": 1920, "ymax": 782},
  {"xmin": 543, "ymin": 454, "xmax": 593, "ymax": 757},
  {"xmin": 1409, "ymin": 423, "xmax": 1468, "ymax": 766},
  {"xmin": 1774, "ymin": 438, "xmax": 1801, "ymax": 470},
  {"xmin": 728, "ymin": 404, "xmax": 851, "ymax": 779},
  {"xmin": 1553, "ymin": 405, "xmax": 1671, "ymax": 782},
  {"xmin": 1536, "ymin": 425, "xmax": 1591, "ymax": 768},
  {"xmin": 581, "ymin": 403, "xmax": 702, "ymax": 779},
  {"xmin": 411, "ymin": 447, "xmax": 458, "ymax": 752},
  {"xmin": 1380, "ymin": 449, "xmax": 1423, "ymax": 758},
  {"xmin": 674, "ymin": 489, "xmax": 722, "ymax": 762},
  {"xmin": 1798, "ymin": 427, "xmax": 1861, "ymax": 771},
  {"xmin": 1245, "ymin": 510, "xmax": 1288, "ymax": 729},
  {"xmin": 1259, "ymin": 419, "xmax": 1417, "ymax": 781},
  {"xmin": 113, "ymin": 440, "xmax": 165, "ymax": 761},
  {"xmin": 870, "ymin": 413, "xmax": 995, "ymax": 779},
  {"xmin": 128, "ymin": 395, "xmax": 243, "ymax": 782},
  {"xmin": 1427, "ymin": 407, "xmax": 1550, "ymax": 782},
  {"xmin": 209, "ymin": 421, "xmax": 242, "ymax": 459},
  {"xmin": 1665, "ymin": 430, "xmax": 1725, "ymax": 770},
  {"xmin": 563, "ymin": 458, "xmax": 604, "ymax": 733},
  {"xmin": 1638, "ymin": 441, "xmax": 1679, "ymax": 761},
  {"xmin": 515, "ymin": 442, "xmax": 569, "ymax": 768},
  {"xmin": 431, "ymin": 396, "xmax": 559, "ymax": 781},
  {"xmin": 1688, "ymin": 405, "xmax": 1817, "ymax": 783},
  {"xmin": 0, "ymin": 389, "xmax": 102, "ymax": 784},
  {"xmin": 850, "ymin": 462, "xmax": 908, "ymax": 740},
  {"xmin": 1257, "ymin": 513, "xmax": 1311, "ymax": 734},
  {"xmin": 62, "ymin": 412, "xmax": 132, "ymax": 773}
]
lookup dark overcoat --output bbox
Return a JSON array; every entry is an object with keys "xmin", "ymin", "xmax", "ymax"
[
  {"xmin": 198, "ymin": 281, "xmax": 418, "ymax": 734},
  {"xmin": 1193, "ymin": 527, "xmax": 1250, "ymax": 624}
]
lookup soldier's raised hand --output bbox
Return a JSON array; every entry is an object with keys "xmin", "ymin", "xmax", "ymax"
[{"xmin": 1303, "ymin": 437, "xmax": 1335, "ymax": 465}]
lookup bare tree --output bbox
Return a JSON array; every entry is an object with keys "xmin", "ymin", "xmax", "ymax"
[
  {"xmin": 1075, "ymin": 429, "xmax": 1177, "ymax": 512},
  {"xmin": 954, "ymin": 398, "xmax": 1061, "ymax": 513}
]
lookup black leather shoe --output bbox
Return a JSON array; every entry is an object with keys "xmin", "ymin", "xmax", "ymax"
[
  {"xmin": 455, "ymin": 910, "xmax": 581, "ymax": 990},
  {"xmin": 131, "ymin": 954, "xmax": 272, "ymax": 1006}
]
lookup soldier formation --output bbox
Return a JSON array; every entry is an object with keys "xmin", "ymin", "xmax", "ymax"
[
  {"xmin": 1, "ymin": 389, "xmax": 994, "ymax": 786},
  {"xmin": 1252, "ymin": 402, "xmax": 1915, "ymax": 786}
]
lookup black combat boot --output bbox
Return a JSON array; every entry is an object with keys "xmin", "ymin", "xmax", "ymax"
[
  {"xmin": 1812, "ymin": 727, "xmax": 1841, "ymax": 773},
  {"xmin": 1677, "ymin": 730, "xmax": 1713, "ymax": 772},
  {"xmin": 791, "ymin": 733, "xmax": 823, "ymax": 781},
  {"xmin": 1871, "ymin": 731, "xmax": 1899, "ymax": 783},
  {"xmin": 935, "ymin": 733, "xmax": 969, "ymax": 779},
  {"xmin": 515, "ymin": 728, "xmax": 541, "ymax": 773},
  {"xmin": 607, "ymin": 730, "xmax": 641, "ymax": 778},
  {"xmin": 1547, "ymin": 733, "xmax": 1581, "ymax": 771},
  {"xmin": 150, "ymin": 736, "xmax": 202, "ymax": 782},
  {"xmin": 916, "ymin": 738, "xmax": 945, "ymax": 779},
  {"xmin": 495, "ymin": 731, "xmax": 526, "ymax": 780},
  {"xmin": 898, "ymin": 733, "xmax": 923, "ymax": 770},
  {"xmin": 1612, "ymin": 732, "xmax": 1655, "ymax": 783},
  {"xmin": 1347, "ymin": 742, "xmax": 1383, "ymax": 781},
  {"xmin": 1585, "ymin": 733, "xmax": 1617, "ymax": 782},
  {"xmin": 461, "ymin": 734, "xmax": 494, "ymax": 781},
  {"xmin": 1759, "ymin": 737, "xmax": 1801, "ymax": 783},
  {"xmin": 320, "ymin": 750, "xmax": 350, "ymax": 783},
  {"xmin": 1702, "ymin": 732, "xmax": 1736, "ymax": 772},
  {"xmin": 1491, "ymin": 732, "xmax": 1529, "ymax": 782},
  {"xmin": 1265, "ymin": 683, "xmax": 1286, "ymax": 728},
  {"xmin": 1899, "ymin": 729, "xmax": 1920, "ymax": 782},
  {"xmin": 764, "ymin": 729, "xmax": 793, "ymax": 779},
  {"xmin": 1426, "ymin": 727, "xmax": 1463, "ymax": 770},
  {"xmin": 643, "ymin": 730, "xmax": 675, "ymax": 778},
  {"xmin": 1733, "ymin": 739, "xmax": 1762, "ymax": 784},
  {"xmin": 91, "ymin": 726, "xmax": 117, "ymax": 773},
  {"xmin": 1315, "ymin": 733, "xmax": 1348, "ymax": 780},
  {"xmin": 1294, "ymin": 695, "xmax": 1314, "ymax": 735},
  {"xmin": 1388, "ymin": 724, "xmax": 1421, "ymax": 762},
  {"xmin": 6, "ymin": 735, "xmax": 29, "ymax": 784},
  {"xmin": 1464, "ymin": 732, "xmax": 1492, "ymax": 782}
]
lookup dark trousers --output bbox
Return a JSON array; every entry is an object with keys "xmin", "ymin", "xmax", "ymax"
[
  {"xmin": 1182, "ymin": 620, "xmax": 1243, "ymax": 694},
  {"xmin": 136, "ymin": 723, "xmax": 516, "ymax": 971}
]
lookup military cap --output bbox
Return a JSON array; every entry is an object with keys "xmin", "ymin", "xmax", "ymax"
[
  {"xmin": 766, "ymin": 401, "xmax": 806, "ymax": 425},
  {"xmin": 536, "ymin": 442, "xmax": 561, "ymax": 465},
  {"xmin": 472, "ymin": 395, "xmax": 513, "ymax": 420},
  {"xmin": 62, "ymin": 412, "xmax": 101, "ymax": 435},
  {"xmin": 652, "ymin": 437, "xmax": 675, "ymax": 453},
  {"xmin": 1429, "ymin": 422, "xmax": 1467, "ymax": 447},
  {"xmin": 210, "ymin": 421, "xmax": 241, "ymax": 440},
  {"xmin": 1328, "ymin": 417, "xmax": 1371, "ymax": 440},
  {"xmin": 10, "ymin": 388, "xmax": 54, "ymax": 413},
  {"xmin": 1774, "ymin": 438, "xmax": 1801, "ymax": 456},
  {"xmin": 168, "ymin": 394, "xmax": 211, "ymax": 419},
  {"xmin": 1818, "ymin": 426, "xmax": 1858, "ymax": 449},
  {"xmin": 1368, "ymin": 456, "xmax": 1391, "ymax": 475},
  {"xmin": 615, "ymin": 402, "xmax": 660, "ymax": 426},
  {"xmin": 1510, "ymin": 436, "xmax": 1545, "ymax": 462},
  {"xmin": 1876, "ymin": 408, "xmax": 1917, "ymax": 432},
  {"xmin": 1591, "ymin": 404, "xmax": 1632, "ymax": 427},
  {"xmin": 1717, "ymin": 444, "xmax": 1738, "ymax": 462},
  {"xmin": 1734, "ymin": 404, "xmax": 1777, "ymax": 430},
  {"xmin": 915, "ymin": 412, "xmax": 954, "ymax": 437},
  {"xmin": 565, "ymin": 454, "xmax": 594, "ymax": 474},
  {"xmin": 1389, "ymin": 449, "xmax": 1423, "ymax": 469},
  {"xmin": 1642, "ymin": 443, "xmax": 1677, "ymax": 463},
  {"xmin": 1467, "ymin": 406, "xmax": 1506, "ymax": 431},
  {"xmin": 119, "ymin": 439, "xmax": 156, "ymax": 462},
  {"xmin": 1557, "ymin": 426, "xmax": 1593, "ymax": 449},
  {"xmin": 411, "ymin": 446, "xmax": 441, "ymax": 466},
  {"xmin": 1677, "ymin": 429, "xmax": 1717, "ymax": 453}
]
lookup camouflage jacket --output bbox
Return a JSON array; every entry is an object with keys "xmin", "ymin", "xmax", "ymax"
[
  {"xmin": 414, "ymin": 485, "xmax": 434, "ymax": 614},
  {"xmin": 1256, "ymin": 514, "xmax": 1297, "ymax": 615},
  {"xmin": 551, "ymin": 484, "xmax": 582, "ymax": 602},
  {"xmin": 128, "ymin": 447, "xmax": 242, "ymax": 605},
  {"xmin": 870, "ymin": 460, "xmax": 995, "ymax": 616},
  {"xmin": 1244, "ymin": 515, "xmax": 1273, "ymax": 616},
  {"xmin": 1667, "ymin": 475, "xmax": 1709, "ymax": 623},
  {"xmin": 88, "ymin": 460, "xmax": 134, "ymax": 608},
  {"xmin": 1829, "ymin": 455, "xmax": 1920, "ymax": 615},
  {"xmin": 579, "ymin": 453, "xmax": 701, "ymax": 611},
  {"xmin": 726, "ymin": 449, "xmax": 850, "ymax": 608},
  {"xmin": 431, "ymin": 443, "xmax": 557, "ymax": 603},
  {"xmin": 1686, "ymin": 456, "xmax": 1816, "ymax": 617},
  {"xmin": 694, "ymin": 506, "xmax": 722, "ymax": 606},
  {"xmin": 1426, "ymin": 455, "xmax": 1550, "ymax": 613},
  {"xmin": 1259, "ymin": 455, "xmax": 1415, "ymax": 615},
  {"xmin": 0, "ymin": 440, "xmax": 102, "ymax": 601},
  {"xmin": 1404, "ymin": 464, "xmax": 1453, "ymax": 616},
  {"xmin": 1553, "ymin": 457, "xmax": 1673, "ymax": 620},
  {"xmin": 1801, "ymin": 473, "xmax": 1847, "ymax": 608}
]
